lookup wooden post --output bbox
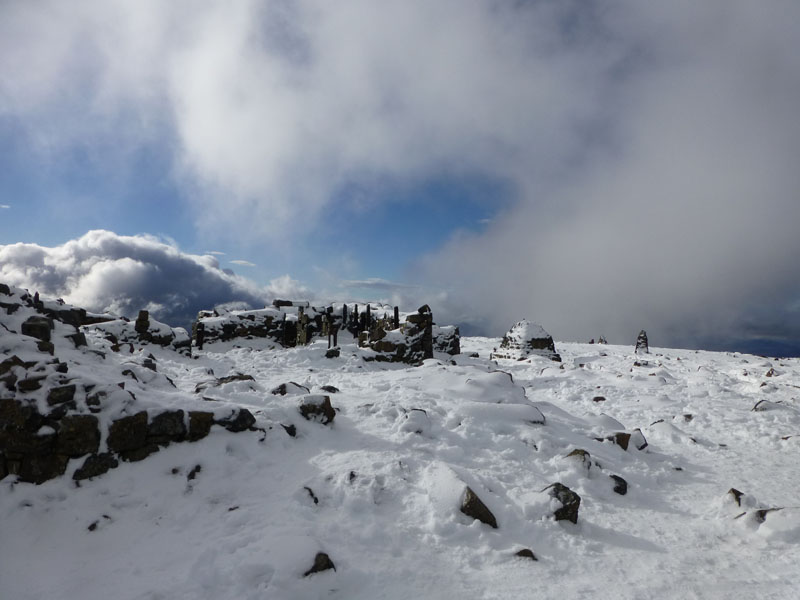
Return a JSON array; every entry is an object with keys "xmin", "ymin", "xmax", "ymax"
[{"xmin": 366, "ymin": 304, "xmax": 371, "ymax": 331}]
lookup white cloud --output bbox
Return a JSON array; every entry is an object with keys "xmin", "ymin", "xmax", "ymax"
[
  {"xmin": 0, "ymin": 230, "xmax": 309, "ymax": 326},
  {"xmin": 2, "ymin": 1, "xmax": 799, "ymax": 348},
  {"xmin": 0, "ymin": 205, "xmax": 9, "ymax": 209},
  {"xmin": 230, "ymin": 260, "xmax": 256, "ymax": 267}
]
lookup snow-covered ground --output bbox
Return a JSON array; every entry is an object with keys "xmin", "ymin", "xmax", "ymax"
[{"xmin": 2, "ymin": 329, "xmax": 800, "ymax": 599}]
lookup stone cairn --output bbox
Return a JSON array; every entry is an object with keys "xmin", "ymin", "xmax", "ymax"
[
  {"xmin": 635, "ymin": 330, "xmax": 649, "ymax": 354},
  {"xmin": 491, "ymin": 320, "xmax": 562, "ymax": 362}
]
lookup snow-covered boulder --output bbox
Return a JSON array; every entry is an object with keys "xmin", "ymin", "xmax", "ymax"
[{"xmin": 491, "ymin": 320, "xmax": 561, "ymax": 362}]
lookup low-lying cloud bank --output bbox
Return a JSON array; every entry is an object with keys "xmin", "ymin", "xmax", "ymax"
[{"xmin": 0, "ymin": 230, "xmax": 308, "ymax": 327}]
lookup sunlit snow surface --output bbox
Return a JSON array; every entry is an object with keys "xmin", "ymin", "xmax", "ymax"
[{"xmin": 2, "ymin": 334, "xmax": 799, "ymax": 599}]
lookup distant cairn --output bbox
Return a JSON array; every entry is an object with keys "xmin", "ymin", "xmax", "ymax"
[{"xmin": 635, "ymin": 330, "xmax": 649, "ymax": 354}]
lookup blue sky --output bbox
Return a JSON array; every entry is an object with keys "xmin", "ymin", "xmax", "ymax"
[{"xmin": 2, "ymin": 1, "xmax": 800, "ymax": 354}]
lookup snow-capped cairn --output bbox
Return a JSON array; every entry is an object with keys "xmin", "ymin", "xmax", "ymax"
[
  {"xmin": 635, "ymin": 330, "xmax": 649, "ymax": 354},
  {"xmin": 491, "ymin": 320, "xmax": 561, "ymax": 362}
]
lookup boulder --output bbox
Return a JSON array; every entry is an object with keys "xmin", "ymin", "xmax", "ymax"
[
  {"xmin": 298, "ymin": 395, "xmax": 335, "ymax": 425},
  {"xmin": 460, "ymin": 486, "xmax": 498, "ymax": 529},
  {"xmin": 492, "ymin": 320, "xmax": 561, "ymax": 362},
  {"xmin": 46, "ymin": 384, "xmax": 77, "ymax": 407},
  {"xmin": 610, "ymin": 475, "xmax": 628, "ymax": 495},
  {"xmin": 148, "ymin": 410, "xmax": 187, "ymax": 444},
  {"xmin": 188, "ymin": 411, "xmax": 215, "ymax": 441},
  {"xmin": 19, "ymin": 453, "xmax": 69, "ymax": 484},
  {"xmin": 21, "ymin": 316, "xmax": 54, "ymax": 342},
  {"xmin": 107, "ymin": 412, "xmax": 149, "ymax": 453},
  {"xmin": 514, "ymin": 549, "xmax": 538, "ymax": 561},
  {"xmin": 546, "ymin": 483, "xmax": 581, "ymax": 524},
  {"xmin": 55, "ymin": 415, "xmax": 100, "ymax": 456},
  {"xmin": 303, "ymin": 552, "xmax": 336, "ymax": 577},
  {"xmin": 73, "ymin": 453, "xmax": 119, "ymax": 481},
  {"xmin": 216, "ymin": 408, "xmax": 256, "ymax": 432}
]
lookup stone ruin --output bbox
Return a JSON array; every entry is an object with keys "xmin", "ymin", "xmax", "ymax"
[
  {"xmin": 491, "ymin": 320, "xmax": 562, "ymax": 362},
  {"xmin": 192, "ymin": 301, "xmax": 461, "ymax": 365}
]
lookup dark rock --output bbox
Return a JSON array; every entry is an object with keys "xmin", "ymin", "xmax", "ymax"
[
  {"xmin": 0, "ymin": 283, "xmax": 9, "ymax": 295},
  {"xmin": 0, "ymin": 427, "xmax": 55, "ymax": 455},
  {"xmin": 142, "ymin": 357, "xmax": 157, "ymax": 372},
  {"xmin": 19, "ymin": 453, "xmax": 69, "ymax": 484},
  {"xmin": 17, "ymin": 376, "xmax": 46, "ymax": 392},
  {"xmin": 282, "ymin": 424, "xmax": 297, "ymax": 437},
  {"xmin": 148, "ymin": 410, "xmax": 186, "ymax": 444},
  {"xmin": 107, "ymin": 412, "xmax": 149, "ymax": 453},
  {"xmin": 37, "ymin": 341, "xmax": 55, "ymax": 355},
  {"xmin": 21, "ymin": 316, "xmax": 53, "ymax": 342},
  {"xmin": 325, "ymin": 348, "xmax": 341, "ymax": 359},
  {"xmin": 66, "ymin": 332, "xmax": 87, "ymax": 348},
  {"xmin": 607, "ymin": 432, "xmax": 631, "ymax": 450},
  {"xmin": 592, "ymin": 396, "xmax": 606, "ymax": 403},
  {"xmin": 271, "ymin": 382, "xmax": 310, "ymax": 396},
  {"xmin": 121, "ymin": 369, "xmax": 139, "ymax": 381},
  {"xmin": 514, "ymin": 549, "xmax": 538, "ymax": 561},
  {"xmin": 298, "ymin": 395, "xmax": 335, "ymax": 425},
  {"xmin": 216, "ymin": 408, "xmax": 255, "ymax": 432},
  {"xmin": 187, "ymin": 464, "xmax": 202, "ymax": 481},
  {"xmin": 303, "ymin": 552, "xmax": 336, "ymax": 577},
  {"xmin": 216, "ymin": 373, "xmax": 255, "ymax": 385},
  {"xmin": 47, "ymin": 384, "xmax": 77, "ymax": 406},
  {"xmin": 188, "ymin": 411, "xmax": 215, "ymax": 441},
  {"xmin": 728, "ymin": 488, "xmax": 744, "ymax": 506},
  {"xmin": 610, "ymin": 475, "xmax": 628, "ymax": 495},
  {"xmin": 0, "ymin": 398, "xmax": 43, "ymax": 429},
  {"xmin": 56, "ymin": 415, "xmax": 100, "ymax": 456},
  {"xmin": 73, "ymin": 453, "xmax": 119, "ymax": 480},
  {"xmin": 320, "ymin": 385, "xmax": 339, "ymax": 393},
  {"xmin": 547, "ymin": 483, "xmax": 581, "ymax": 524},
  {"xmin": 635, "ymin": 330, "xmax": 649, "ymax": 354},
  {"xmin": 119, "ymin": 443, "xmax": 160, "ymax": 462},
  {"xmin": 460, "ymin": 486, "xmax": 498, "ymax": 529}
]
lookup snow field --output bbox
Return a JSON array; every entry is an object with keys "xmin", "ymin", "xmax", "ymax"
[{"xmin": 2, "ymin": 332, "xmax": 800, "ymax": 599}]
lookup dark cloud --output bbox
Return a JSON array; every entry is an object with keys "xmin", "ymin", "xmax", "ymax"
[{"xmin": 0, "ymin": 230, "xmax": 308, "ymax": 327}]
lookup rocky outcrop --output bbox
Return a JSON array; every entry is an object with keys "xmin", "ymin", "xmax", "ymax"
[
  {"xmin": 86, "ymin": 311, "xmax": 191, "ymax": 355},
  {"xmin": 492, "ymin": 320, "xmax": 561, "ymax": 362},
  {"xmin": 0, "ymin": 284, "xmax": 257, "ymax": 485}
]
